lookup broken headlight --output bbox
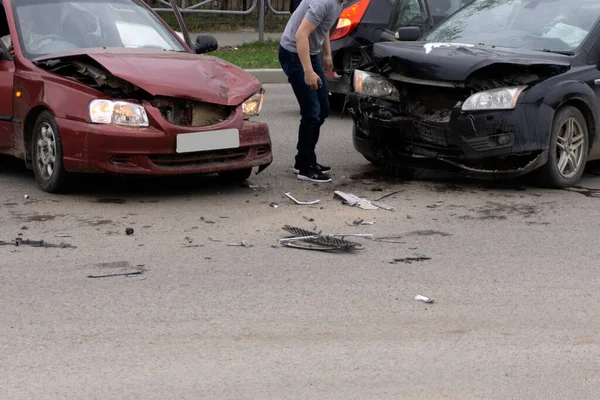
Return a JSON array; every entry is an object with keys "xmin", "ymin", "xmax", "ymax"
[
  {"xmin": 242, "ymin": 90, "xmax": 265, "ymax": 119},
  {"xmin": 89, "ymin": 100, "xmax": 149, "ymax": 127},
  {"xmin": 353, "ymin": 70, "xmax": 399, "ymax": 101},
  {"xmin": 462, "ymin": 87, "xmax": 525, "ymax": 111}
]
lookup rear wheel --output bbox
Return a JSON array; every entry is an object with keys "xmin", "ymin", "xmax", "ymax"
[
  {"xmin": 219, "ymin": 168, "xmax": 253, "ymax": 183},
  {"xmin": 536, "ymin": 106, "xmax": 588, "ymax": 188},
  {"xmin": 32, "ymin": 111, "xmax": 69, "ymax": 193}
]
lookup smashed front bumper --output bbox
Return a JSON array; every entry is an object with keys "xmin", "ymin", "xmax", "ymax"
[
  {"xmin": 348, "ymin": 94, "xmax": 553, "ymax": 178},
  {"xmin": 58, "ymin": 108, "xmax": 272, "ymax": 176}
]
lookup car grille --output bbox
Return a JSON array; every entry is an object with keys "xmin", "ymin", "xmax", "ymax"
[
  {"xmin": 153, "ymin": 98, "xmax": 234, "ymax": 127},
  {"xmin": 149, "ymin": 148, "xmax": 248, "ymax": 169}
]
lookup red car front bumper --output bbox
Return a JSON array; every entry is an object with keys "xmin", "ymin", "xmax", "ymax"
[{"xmin": 56, "ymin": 109, "xmax": 272, "ymax": 176}]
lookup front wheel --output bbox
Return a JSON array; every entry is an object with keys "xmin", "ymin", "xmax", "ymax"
[
  {"xmin": 219, "ymin": 168, "xmax": 253, "ymax": 183},
  {"xmin": 536, "ymin": 106, "xmax": 588, "ymax": 188},
  {"xmin": 32, "ymin": 111, "xmax": 69, "ymax": 193}
]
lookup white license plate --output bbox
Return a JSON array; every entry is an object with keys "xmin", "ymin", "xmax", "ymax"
[{"xmin": 176, "ymin": 129, "xmax": 240, "ymax": 154}]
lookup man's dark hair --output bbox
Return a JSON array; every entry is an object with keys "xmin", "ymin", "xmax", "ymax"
[{"xmin": 290, "ymin": 0, "xmax": 303, "ymax": 13}]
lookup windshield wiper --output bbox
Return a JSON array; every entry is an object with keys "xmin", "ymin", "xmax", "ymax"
[{"xmin": 538, "ymin": 49, "xmax": 574, "ymax": 56}]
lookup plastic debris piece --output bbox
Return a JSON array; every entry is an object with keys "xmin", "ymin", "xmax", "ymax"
[
  {"xmin": 1, "ymin": 238, "xmax": 77, "ymax": 249},
  {"xmin": 24, "ymin": 195, "xmax": 30, "ymax": 199},
  {"xmin": 55, "ymin": 234, "xmax": 72, "ymax": 238},
  {"xmin": 415, "ymin": 295, "xmax": 434, "ymax": 304},
  {"xmin": 88, "ymin": 271, "xmax": 144, "ymax": 279},
  {"xmin": 285, "ymin": 193, "xmax": 320, "ymax": 205},
  {"xmin": 125, "ymin": 228, "xmax": 134, "ymax": 235},
  {"xmin": 228, "ymin": 240, "xmax": 253, "ymax": 248},
  {"xmin": 279, "ymin": 225, "xmax": 363, "ymax": 252},
  {"xmin": 334, "ymin": 191, "xmax": 393, "ymax": 211},
  {"xmin": 269, "ymin": 202, "xmax": 279, "ymax": 208},
  {"xmin": 303, "ymin": 216, "xmax": 315, "ymax": 222}
]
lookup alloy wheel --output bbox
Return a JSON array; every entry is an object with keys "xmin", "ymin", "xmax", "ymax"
[
  {"xmin": 555, "ymin": 117, "xmax": 585, "ymax": 179},
  {"xmin": 36, "ymin": 122, "xmax": 57, "ymax": 180}
]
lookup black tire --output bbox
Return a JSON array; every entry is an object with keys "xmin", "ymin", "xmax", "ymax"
[
  {"xmin": 32, "ymin": 111, "xmax": 69, "ymax": 193},
  {"xmin": 219, "ymin": 168, "xmax": 253, "ymax": 182},
  {"xmin": 536, "ymin": 106, "xmax": 588, "ymax": 188}
]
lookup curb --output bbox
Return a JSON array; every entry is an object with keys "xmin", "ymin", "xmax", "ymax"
[{"xmin": 246, "ymin": 69, "xmax": 288, "ymax": 84}]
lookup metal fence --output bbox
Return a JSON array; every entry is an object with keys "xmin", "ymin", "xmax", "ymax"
[{"xmin": 146, "ymin": 0, "xmax": 291, "ymax": 28}]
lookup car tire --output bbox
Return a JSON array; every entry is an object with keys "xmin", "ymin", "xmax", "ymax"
[
  {"xmin": 536, "ymin": 106, "xmax": 588, "ymax": 188},
  {"xmin": 219, "ymin": 168, "xmax": 253, "ymax": 182},
  {"xmin": 32, "ymin": 111, "xmax": 69, "ymax": 193}
]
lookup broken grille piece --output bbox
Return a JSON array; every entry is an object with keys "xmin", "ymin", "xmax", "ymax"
[{"xmin": 281, "ymin": 225, "xmax": 363, "ymax": 252}]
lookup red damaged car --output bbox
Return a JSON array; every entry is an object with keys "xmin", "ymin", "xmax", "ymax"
[{"xmin": 0, "ymin": 0, "xmax": 272, "ymax": 193}]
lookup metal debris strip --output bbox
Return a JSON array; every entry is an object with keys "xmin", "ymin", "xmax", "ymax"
[
  {"xmin": 0, "ymin": 238, "xmax": 77, "ymax": 249},
  {"xmin": 374, "ymin": 235, "xmax": 406, "ymax": 244},
  {"xmin": 415, "ymin": 295, "xmax": 434, "ymax": 304},
  {"xmin": 375, "ymin": 190, "xmax": 403, "ymax": 202},
  {"xmin": 334, "ymin": 191, "xmax": 393, "ymax": 211},
  {"xmin": 88, "ymin": 271, "xmax": 143, "ymax": 279},
  {"xmin": 391, "ymin": 253, "xmax": 432, "ymax": 264},
  {"xmin": 285, "ymin": 192, "xmax": 321, "ymax": 205},
  {"xmin": 269, "ymin": 202, "xmax": 280, "ymax": 209},
  {"xmin": 279, "ymin": 225, "xmax": 364, "ymax": 252}
]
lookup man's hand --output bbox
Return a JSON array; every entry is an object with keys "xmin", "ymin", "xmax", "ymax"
[
  {"xmin": 323, "ymin": 55, "xmax": 333, "ymax": 73},
  {"xmin": 304, "ymin": 69, "xmax": 322, "ymax": 90},
  {"xmin": 9, "ymin": 45, "xmax": 14, "ymax": 57}
]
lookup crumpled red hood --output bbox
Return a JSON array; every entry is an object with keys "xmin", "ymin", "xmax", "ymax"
[{"xmin": 37, "ymin": 50, "xmax": 262, "ymax": 105}]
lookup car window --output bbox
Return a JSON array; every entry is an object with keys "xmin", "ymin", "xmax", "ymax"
[
  {"xmin": 428, "ymin": 0, "xmax": 471, "ymax": 25},
  {"xmin": 12, "ymin": 0, "xmax": 186, "ymax": 59},
  {"xmin": 389, "ymin": 0, "xmax": 426, "ymax": 31},
  {"xmin": 424, "ymin": 0, "xmax": 600, "ymax": 53}
]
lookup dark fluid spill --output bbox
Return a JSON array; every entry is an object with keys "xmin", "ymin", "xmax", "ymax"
[{"xmin": 568, "ymin": 186, "xmax": 600, "ymax": 198}]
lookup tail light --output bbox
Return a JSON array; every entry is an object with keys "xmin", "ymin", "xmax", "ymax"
[{"xmin": 330, "ymin": 0, "xmax": 371, "ymax": 41}]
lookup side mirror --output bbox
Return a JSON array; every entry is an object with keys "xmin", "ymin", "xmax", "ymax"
[
  {"xmin": 395, "ymin": 26, "xmax": 423, "ymax": 42},
  {"xmin": 194, "ymin": 34, "xmax": 218, "ymax": 54}
]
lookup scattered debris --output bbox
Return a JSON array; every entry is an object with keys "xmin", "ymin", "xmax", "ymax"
[
  {"xmin": 228, "ymin": 240, "xmax": 253, "ymax": 248},
  {"xmin": 183, "ymin": 244, "xmax": 204, "ymax": 248},
  {"xmin": 208, "ymin": 237, "xmax": 223, "ymax": 243},
  {"xmin": 347, "ymin": 218, "xmax": 375, "ymax": 226},
  {"xmin": 330, "ymin": 233, "xmax": 374, "ymax": 239},
  {"xmin": 248, "ymin": 184, "xmax": 269, "ymax": 189},
  {"xmin": 285, "ymin": 192, "xmax": 320, "ymax": 205},
  {"xmin": 415, "ymin": 295, "xmax": 434, "ymax": 304},
  {"xmin": 185, "ymin": 236, "xmax": 193, "ymax": 244},
  {"xmin": 303, "ymin": 216, "xmax": 315, "ymax": 222},
  {"xmin": 370, "ymin": 187, "xmax": 384, "ymax": 192},
  {"xmin": 20, "ymin": 226, "xmax": 28, "ymax": 230},
  {"xmin": 375, "ymin": 190, "xmax": 403, "ymax": 202},
  {"xmin": 269, "ymin": 202, "xmax": 279, "ymax": 209},
  {"xmin": 201, "ymin": 217, "xmax": 216, "ymax": 224},
  {"xmin": 125, "ymin": 228, "xmax": 135, "ymax": 235},
  {"xmin": 88, "ymin": 271, "xmax": 144, "ymax": 279},
  {"xmin": 334, "ymin": 191, "xmax": 393, "ymax": 211},
  {"xmin": 0, "ymin": 238, "xmax": 77, "ymax": 249},
  {"xmin": 391, "ymin": 253, "xmax": 432, "ymax": 264},
  {"xmin": 86, "ymin": 261, "xmax": 145, "ymax": 279},
  {"xmin": 279, "ymin": 225, "xmax": 364, "ymax": 252},
  {"xmin": 24, "ymin": 194, "xmax": 30, "ymax": 199},
  {"xmin": 408, "ymin": 230, "xmax": 452, "ymax": 237},
  {"xmin": 373, "ymin": 235, "xmax": 405, "ymax": 244},
  {"xmin": 361, "ymin": 180, "xmax": 376, "ymax": 185},
  {"xmin": 55, "ymin": 234, "xmax": 72, "ymax": 238}
]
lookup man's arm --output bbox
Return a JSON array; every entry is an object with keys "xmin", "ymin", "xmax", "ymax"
[
  {"xmin": 295, "ymin": 18, "xmax": 322, "ymax": 90},
  {"xmin": 322, "ymin": 34, "xmax": 333, "ymax": 73}
]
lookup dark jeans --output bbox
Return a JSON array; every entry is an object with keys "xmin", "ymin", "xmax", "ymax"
[{"xmin": 278, "ymin": 45, "xmax": 329, "ymax": 171}]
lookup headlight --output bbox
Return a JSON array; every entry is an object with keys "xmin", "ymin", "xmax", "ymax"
[
  {"xmin": 353, "ymin": 69, "xmax": 400, "ymax": 100},
  {"xmin": 242, "ymin": 90, "xmax": 265, "ymax": 119},
  {"xmin": 89, "ymin": 99, "xmax": 149, "ymax": 127},
  {"xmin": 462, "ymin": 87, "xmax": 525, "ymax": 111}
]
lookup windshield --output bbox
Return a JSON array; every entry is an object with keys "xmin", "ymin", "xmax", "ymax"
[
  {"xmin": 423, "ymin": 0, "xmax": 600, "ymax": 53},
  {"xmin": 12, "ymin": 0, "xmax": 186, "ymax": 59}
]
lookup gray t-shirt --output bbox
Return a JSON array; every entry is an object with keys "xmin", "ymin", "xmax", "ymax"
[{"xmin": 280, "ymin": 0, "xmax": 343, "ymax": 55}]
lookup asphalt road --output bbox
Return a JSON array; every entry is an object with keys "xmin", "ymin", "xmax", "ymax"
[{"xmin": 2, "ymin": 84, "xmax": 600, "ymax": 399}]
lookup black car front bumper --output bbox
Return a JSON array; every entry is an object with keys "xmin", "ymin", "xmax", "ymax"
[{"xmin": 348, "ymin": 95, "xmax": 554, "ymax": 178}]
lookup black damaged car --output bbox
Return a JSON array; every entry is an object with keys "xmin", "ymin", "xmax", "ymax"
[{"xmin": 348, "ymin": 0, "xmax": 600, "ymax": 188}]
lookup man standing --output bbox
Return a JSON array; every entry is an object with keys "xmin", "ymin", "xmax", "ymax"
[{"xmin": 279, "ymin": 0, "xmax": 344, "ymax": 183}]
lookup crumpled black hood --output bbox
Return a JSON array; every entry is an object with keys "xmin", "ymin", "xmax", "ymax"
[{"xmin": 373, "ymin": 41, "xmax": 572, "ymax": 82}]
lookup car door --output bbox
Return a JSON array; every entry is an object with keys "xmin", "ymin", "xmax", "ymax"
[
  {"xmin": 0, "ymin": 1, "xmax": 14, "ymax": 148},
  {"xmin": 379, "ymin": 0, "xmax": 432, "ymax": 42}
]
